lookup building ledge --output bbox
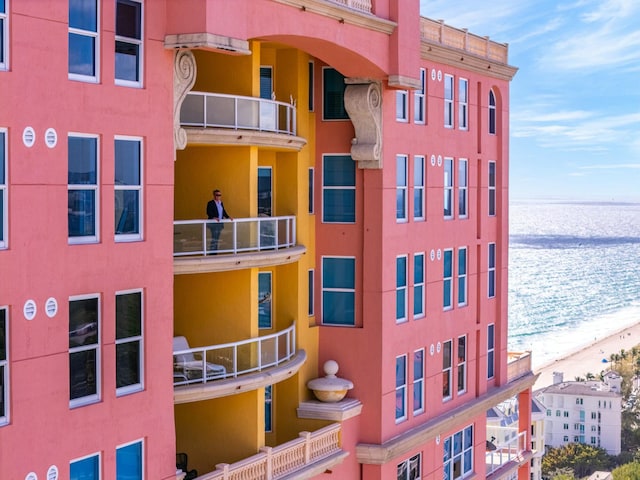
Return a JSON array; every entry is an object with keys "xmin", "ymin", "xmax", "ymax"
[
  {"xmin": 486, "ymin": 451, "xmax": 533, "ymax": 480},
  {"xmin": 174, "ymin": 350, "xmax": 307, "ymax": 404},
  {"xmin": 185, "ymin": 128, "xmax": 307, "ymax": 151},
  {"xmin": 297, "ymin": 398, "xmax": 363, "ymax": 422},
  {"xmin": 165, "ymin": 33, "xmax": 251, "ymax": 55},
  {"xmin": 356, "ymin": 372, "xmax": 538, "ymax": 465}
]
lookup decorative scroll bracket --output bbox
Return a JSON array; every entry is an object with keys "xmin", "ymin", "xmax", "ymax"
[
  {"xmin": 173, "ymin": 49, "xmax": 197, "ymax": 158},
  {"xmin": 344, "ymin": 81, "xmax": 383, "ymax": 169}
]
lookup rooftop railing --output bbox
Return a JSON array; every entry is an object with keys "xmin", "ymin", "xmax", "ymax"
[
  {"xmin": 486, "ymin": 429, "xmax": 527, "ymax": 476},
  {"xmin": 507, "ymin": 351, "xmax": 532, "ymax": 382},
  {"xmin": 181, "ymin": 91, "xmax": 297, "ymax": 136},
  {"xmin": 173, "ymin": 323, "xmax": 296, "ymax": 387},
  {"xmin": 173, "ymin": 216, "xmax": 296, "ymax": 257},
  {"xmin": 329, "ymin": 0, "xmax": 372, "ymax": 13},
  {"xmin": 195, "ymin": 423, "xmax": 342, "ymax": 480}
]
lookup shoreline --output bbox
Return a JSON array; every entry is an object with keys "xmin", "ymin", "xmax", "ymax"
[{"xmin": 532, "ymin": 319, "xmax": 640, "ymax": 391}]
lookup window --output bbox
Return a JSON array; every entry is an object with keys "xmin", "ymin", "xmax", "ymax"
[
  {"xmin": 308, "ymin": 167, "xmax": 314, "ymax": 214},
  {"xmin": 69, "ymin": 295, "xmax": 100, "ymax": 407},
  {"xmin": 396, "ymin": 255, "xmax": 407, "ymax": 323},
  {"xmin": 68, "ymin": 135, "xmax": 99, "ymax": 243},
  {"xmin": 115, "ymin": 137, "xmax": 142, "ymax": 240},
  {"xmin": 395, "ymin": 355, "xmax": 407, "ymax": 422},
  {"xmin": 0, "ymin": 0, "xmax": 7, "ymax": 70},
  {"xmin": 397, "ymin": 453, "xmax": 421, "ymax": 480},
  {"xmin": 488, "ymin": 243, "xmax": 496, "ymax": 298},
  {"xmin": 443, "ymin": 249, "xmax": 453, "ymax": 310},
  {"xmin": 258, "ymin": 272, "xmax": 272, "ymax": 329},
  {"xmin": 442, "ymin": 340, "xmax": 452, "ymax": 400},
  {"xmin": 458, "ymin": 159, "xmax": 467, "ymax": 218},
  {"xmin": 413, "ymin": 156, "xmax": 425, "ymax": 220},
  {"xmin": 257, "ymin": 167, "xmax": 272, "ymax": 217},
  {"xmin": 396, "ymin": 155, "xmax": 407, "ymax": 221},
  {"xmin": 0, "ymin": 307, "xmax": 7, "ymax": 425},
  {"xmin": 265, "ymin": 385, "xmax": 273, "ymax": 432},
  {"xmin": 414, "ymin": 68, "xmax": 426, "ymax": 124},
  {"xmin": 260, "ymin": 66, "xmax": 273, "ymax": 99},
  {"xmin": 444, "ymin": 158, "xmax": 453, "ymax": 218},
  {"xmin": 308, "ymin": 269, "xmax": 314, "ymax": 316},
  {"xmin": 116, "ymin": 290, "xmax": 143, "ymax": 395},
  {"xmin": 413, "ymin": 253, "xmax": 425, "ymax": 318},
  {"xmin": 487, "ymin": 324, "xmax": 495, "ymax": 379},
  {"xmin": 70, "ymin": 453, "xmax": 100, "ymax": 480},
  {"xmin": 0, "ymin": 129, "xmax": 6, "ymax": 248},
  {"xmin": 556, "ymin": 410, "xmax": 561, "ymax": 417},
  {"xmin": 69, "ymin": 0, "xmax": 99, "ymax": 81},
  {"xmin": 322, "ymin": 155, "xmax": 355, "ymax": 223},
  {"xmin": 321, "ymin": 257, "xmax": 355, "ymax": 326},
  {"xmin": 444, "ymin": 74, "xmax": 454, "ymax": 128},
  {"xmin": 458, "ymin": 78, "xmax": 468, "ymax": 130},
  {"xmin": 457, "ymin": 247, "xmax": 467, "ymax": 306},
  {"xmin": 308, "ymin": 61, "xmax": 314, "ymax": 111},
  {"xmin": 564, "ymin": 411, "xmax": 570, "ymax": 418},
  {"xmin": 443, "ymin": 425, "xmax": 473, "ymax": 480},
  {"xmin": 115, "ymin": 0, "xmax": 142, "ymax": 86},
  {"xmin": 323, "ymin": 67, "xmax": 348, "ymax": 120},
  {"xmin": 396, "ymin": 90, "xmax": 408, "ymax": 122},
  {"xmin": 116, "ymin": 440, "xmax": 143, "ymax": 479},
  {"xmin": 488, "ymin": 161, "xmax": 496, "ymax": 216},
  {"xmin": 457, "ymin": 335, "xmax": 466, "ymax": 394},
  {"xmin": 413, "ymin": 349, "xmax": 424, "ymax": 415},
  {"xmin": 563, "ymin": 435, "xmax": 569, "ymax": 442},
  {"xmin": 489, "ymin": 90, "xmax": 496, "ymax": 134},
  {"xmin": 576, "ymin": 397, "xmax": 583, "ymax": 405}
]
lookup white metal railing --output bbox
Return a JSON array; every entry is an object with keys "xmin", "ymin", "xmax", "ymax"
[
  {"xmin": 173, "ymin": 323, "xmax": 296, "ymax": 387},
  {"xmin": 328, "ymin": 0, "xmax": 372, "ymax": 13},
  {"xmin": 194, "ymin": 423, "xmax": 342, "ymax": 480},
  {"xmin": 173, "ymin": 216, "xmax": 296, "ymax": 257},
  {"xmin": 485, "ymin": 430, "xmax": 527, "ymax": 475},
  {"xmin": 181, "ymin": 91, "xmax": 297, "ymax": 136}
]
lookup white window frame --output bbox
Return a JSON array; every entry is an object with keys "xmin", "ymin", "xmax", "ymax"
[
  {"xmin": 397, "ymin": 452, "xmax": 421, "ymax": 480},
  {"xmin": 443, "ymin": 425, "xmax": 474, "ymax": 480},
  {"xmin": 487, "ymin": 323, "xmax": 495, "ymax": 379},
  {"xmin": 457, "ymin": 246, "xmax": 467, "ymax": 307},
  {"xmin": 444, "ymin": 74, "xmax": 454, "ymax": 128},
  {"xmin": 442, "ymin": 339, "xmax": 452, "ymax": 400},
  {"xmin": 116, "ymin": 438, "xmax": 144, "ymax": 479},
  {"xmin": 444, "ymin": 157, "xmax": 453, "ymax": 219},
  {"xmin": 70, "ymin": 451, "xmax": 101, "ymax": 479},
  {"xmin": 488, "ymin": 243, "xmax": 496, "ymax": 298},
  {"xmin": 308, "ymin": 167, "xmax": 314, "ymax": 214},
  {"xmin": 115, "ymin": 0, "xmax": 143, "ymax": 87},
  {"xmin": 68, "ymin": 133, "xmax": 100, "ymax": 245},
  {"xmin": 0, "ymin": 0, "xmax": 8, "ymax": 71},
  {"xmin": 488, "ymin": 161, "xmax": 496, "ymax": 216},
  {"xmin": 413, "ymin": 155, "xmax": 425, "ymax": 221},
  {"xmin": 322, "ymin": 154, "xmax": 356, "ymax": 224},
  {"xmin": 489, "ymin": 89, "xmax": 496, "ymax": 135},
  {"xmin": 115, "ymin": 289, "xmax": 144, "ymax": 396},
  {"xmin": 68, "ymin": 0, "xmax": 100, "ymax": 83},
  {"xmin": 115, "ymin": 136, "xmax": 143, "ymax": 242},
  {"xmin": 458, "ymin": 159, "xmax": 468, "ymax": 218},
  {"xmin": 458, "ymin": 78, "xmax": 468, "ymax": 130},
  {"xmin": 69, "ymin": 294, "xmax": 101, "ymax": 408},
  {"xmin": 0, "ymin": 128, "xmax": 7, "ymax": 249},
  {"xmin": 413, "ymin": 253, "xmax": 425, "ymax": 319},
  {"xmin": 395, "ymin": 354, "xmax": 407, "ymax": 423},
  {"xmin": 414, "ymin": 68, "xmax": 426, "ymax": 124},
  {"xmin": 457, "ymin": 335, "xmax": 467, "ymax": 394},
  {"xmin": 0, "ymin": 306, "xmax": 8, "ymax": 426},
  {"xmin": 443, "ymin": 248, "xmax": 453, "ymax": 310},
  {"xmin": 413, "ymin": 349, "xmax": 424, "ymax": 415},
  {"xmin": 396, "ymin": 255, "xmax": 408, "ymax": 324},
  {"xmin": 396, "ymin": 90, "xmax": 408, "ymax": 122},
  {"xmin": 321, "ymin": 256, "xmax": 356, "ymax": 327},
  {"xmin": 396, "ymin": 154, "xmax": 408, "ymax": 222},
  {"xmin": 308, "ymin": 269, "xmax": 314, "ymax": 316}
]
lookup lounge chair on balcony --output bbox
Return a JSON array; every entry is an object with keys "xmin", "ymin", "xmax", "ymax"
[{"xmin": 173, "ymin": 336, "xmax": 227, "ymax": 381}]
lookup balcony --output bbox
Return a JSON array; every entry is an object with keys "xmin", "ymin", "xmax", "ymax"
[
  {"xmin": 180, "ymin": 92, "xmax": 306, "ymax": 150},
  {"xmin": 190, "ymin": 423, "xmax": 347, "ymax": 480},
  {"xmin": 486, "ymin": 429, "xmax": 530, "ymax": 479},
  {"xmin": 507, "ymin": 351, "xmax": 532, "ymax": 382},
  {"xmin": 328, "ymin": 0, "xmax": 372, "ymax": 13},
  {"xmin": 173, "ymin": 216, "xmax": 305, "ymax": 274},
  {"xmin": 173, "ymin": 323, "xmax": 306, "ymax": 403}
]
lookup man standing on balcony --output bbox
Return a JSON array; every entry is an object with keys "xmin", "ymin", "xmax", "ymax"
[{"xmin": 206, "ymin": 189, "xmax": 233, "ymax": 253}]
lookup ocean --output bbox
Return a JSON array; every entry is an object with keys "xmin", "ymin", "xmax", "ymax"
[{"xmin": 508, "ymin": 201, "xmax": 640, "ymax": 370}]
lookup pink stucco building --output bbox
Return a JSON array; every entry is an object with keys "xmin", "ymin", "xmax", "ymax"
[{"xmin": 0, "ymin": 1, "xmax": 536, "ymax": 479}]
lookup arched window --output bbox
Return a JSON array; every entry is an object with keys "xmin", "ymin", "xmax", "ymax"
[{"xmin": 488, "ymin": 89, "xmax": 496, "ymax": 135}]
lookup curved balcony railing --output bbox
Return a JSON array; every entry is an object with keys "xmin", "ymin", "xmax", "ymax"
[
  {"xmin": 173, "ymin": 216, "xmax": 296, "ymax": 257},
  {"xmin": 181, "ymin": 91, "xmax": 297, "ymax": 136},
  {"xmin": 173, "ymin": 323, "xmax": 296, "ymax": 387}
]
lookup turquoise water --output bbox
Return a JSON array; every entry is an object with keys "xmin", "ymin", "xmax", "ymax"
[{"xmin": 508, "ymin": 201, "xmax": 640, "ymax": 369}]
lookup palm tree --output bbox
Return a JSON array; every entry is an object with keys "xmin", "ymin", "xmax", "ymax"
[{"xmin": 586, "ymin": 372, "xmax": 595, "ymax": 381}]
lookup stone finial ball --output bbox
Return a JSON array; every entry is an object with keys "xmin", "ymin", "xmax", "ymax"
[{"xmin": 324, "ymin": 360, "xmax": 339, "ymax": 377}]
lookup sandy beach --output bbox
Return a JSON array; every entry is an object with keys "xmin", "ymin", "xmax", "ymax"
[{"xmin": 532, "ymin": 320, "xmax": 640, "ymax": 391}]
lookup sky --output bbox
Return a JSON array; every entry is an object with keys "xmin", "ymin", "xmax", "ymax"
[{"xmin": 420, "ymin": 0, "xmax": 640, "ymax": 202}]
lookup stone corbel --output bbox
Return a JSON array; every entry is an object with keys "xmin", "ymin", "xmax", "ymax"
[
  {"xmin": 173, "ymin": 49, "xmax": 197, "ymax": 158},
  {"xmin": 344, "ymin": 81, "xmax": 382, "ymax": 169}
]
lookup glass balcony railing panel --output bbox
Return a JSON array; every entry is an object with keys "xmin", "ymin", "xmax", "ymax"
[
  {"xmin": 173, "ymin": 222, "xmax": 207, "ymax": 256},
  {"xmin": 237, "ymin": 97, "xmax": 260, "ymax": 130},
  {"xmin": 181, "ymin": 94, "xmax": 204, "ymax": 125},
  {"xmin": 259, "ymin": 101, "xmax": 277, "ymax": 131},
  {"xmin": 205, "ymin": 95, "xmax": 237, "ymax": 128}
]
